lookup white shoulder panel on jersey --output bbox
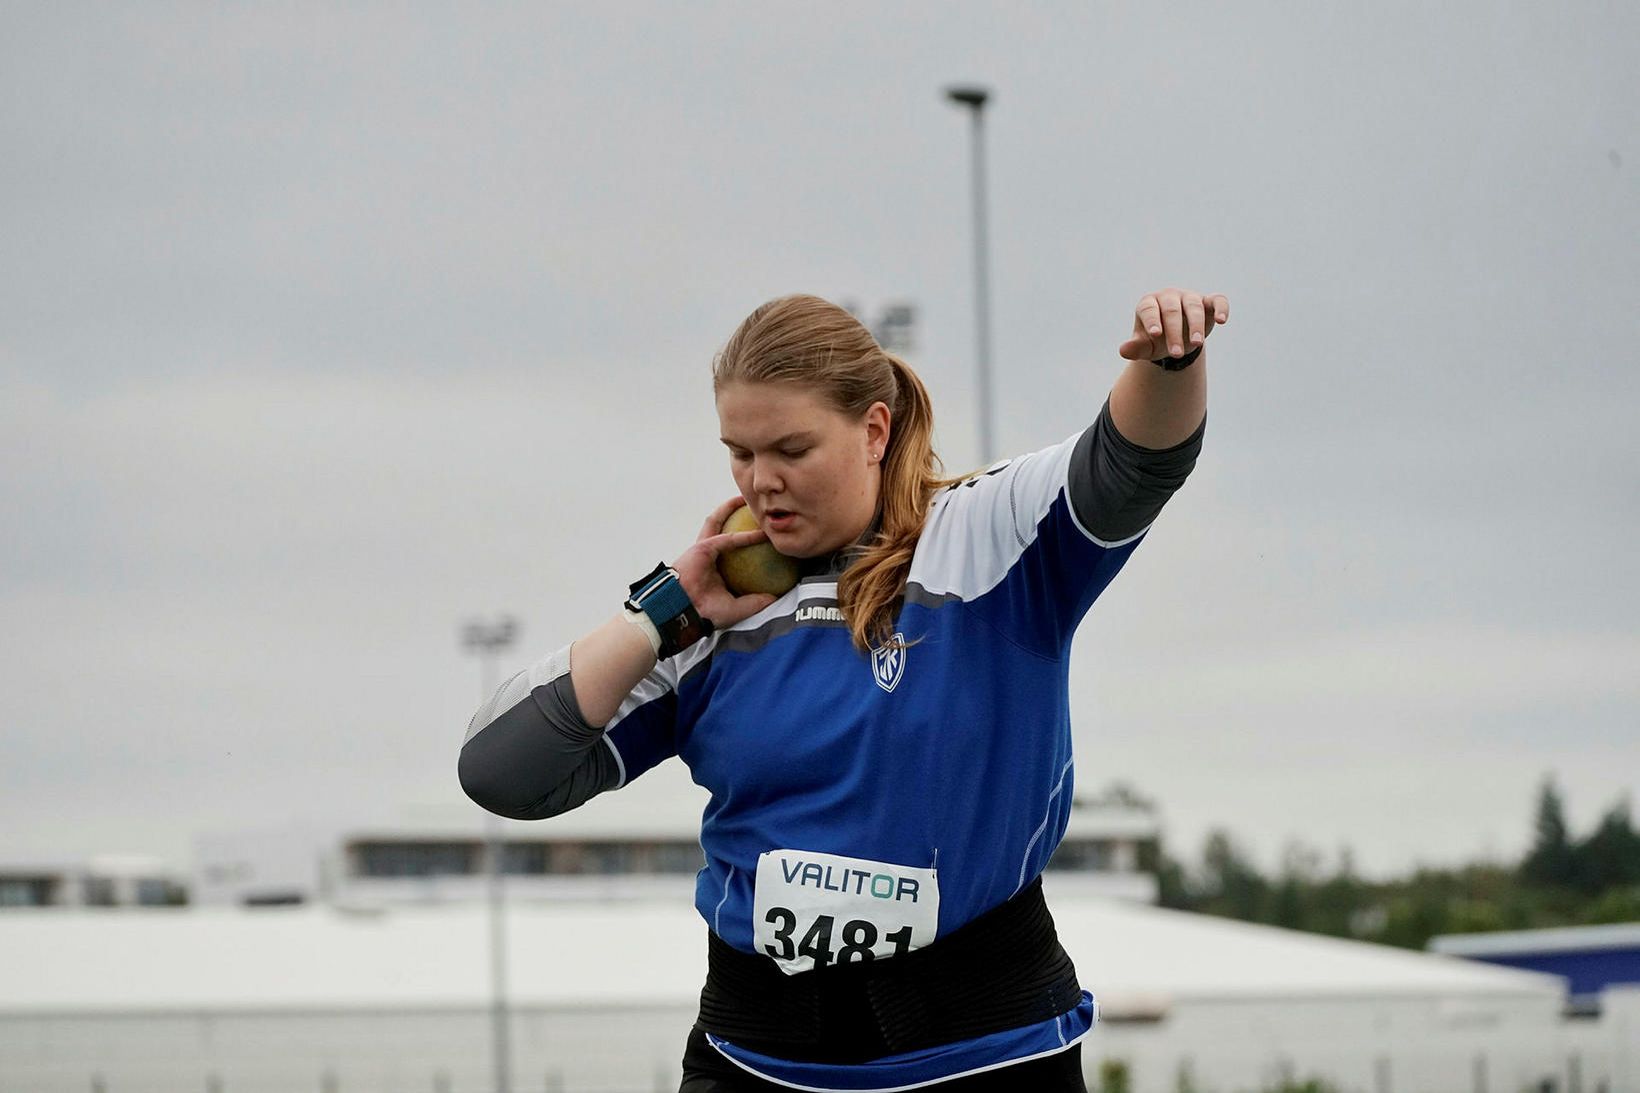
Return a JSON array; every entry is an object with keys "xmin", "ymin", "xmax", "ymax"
[{"xmin": 910, "ymin": 433, "xmax": 1085, "ymax": 603}]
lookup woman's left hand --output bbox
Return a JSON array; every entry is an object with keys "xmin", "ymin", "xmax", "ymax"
[{"xmin": 1118, "ymin": 288, "xmax": 1230, "ymax": 362}]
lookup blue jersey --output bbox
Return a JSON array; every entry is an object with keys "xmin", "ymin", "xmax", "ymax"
[
  {"xmin": 460, "ymin": 405, "xmax": 1203, "ymax": 1089},
  {"xmin": 603, "ymin": 432, "xmax": 1141, "ymax": 1086}
]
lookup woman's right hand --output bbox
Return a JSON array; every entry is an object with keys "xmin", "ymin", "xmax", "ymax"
[{"xmin": 672, "ymin": 496, "xmax": 779, "ymax": 628}]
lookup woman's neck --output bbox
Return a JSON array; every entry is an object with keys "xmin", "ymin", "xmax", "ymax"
[{"xmin": 797, "ymin": 514, "xmax": 882, "ymax": 578}]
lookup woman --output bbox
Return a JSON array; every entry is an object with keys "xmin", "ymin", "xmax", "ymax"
[{"xmin": 460, "ymin": 288, "xmax": 1227, "ymax": 1091}]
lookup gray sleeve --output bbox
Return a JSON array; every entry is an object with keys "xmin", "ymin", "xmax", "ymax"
[
  {"xmin": 457, "ymin": 646, "xmax": 621, "ymax": 821},
  {"xmin": 1066, "ymin": 398, "xmax": 1206, "ymax": 542}
]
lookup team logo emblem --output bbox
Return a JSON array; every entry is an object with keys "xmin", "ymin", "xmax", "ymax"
[{"xmin": 871, "ymin": 634, "xmax": 907, "ymax": 693}]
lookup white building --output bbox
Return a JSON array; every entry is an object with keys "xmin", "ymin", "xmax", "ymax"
[
  {"xmin": 2, "ymin": 886, "xmax": 1627, "ymax": 1093},
  {"xmin": 0, "ymin": 854, "xmax": 186, "ymax": 909}
]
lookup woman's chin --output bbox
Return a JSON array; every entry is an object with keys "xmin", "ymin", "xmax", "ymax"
[
  {"xmin": 777, "ymin": 537, "xmax": 821, "ymax": 559},
  {"xmin": 773, "ymin": 530, "xmax": 827, "ymax": 559}
]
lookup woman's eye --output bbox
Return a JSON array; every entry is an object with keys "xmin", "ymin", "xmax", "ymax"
[{"xmin": 781, "ymin": 449, "xmax": 809, "ymax": 459}]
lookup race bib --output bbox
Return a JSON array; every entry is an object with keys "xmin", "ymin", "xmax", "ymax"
[{"xmin": 752, "ymin": 849, "xmax": 940, "ymax": 976}]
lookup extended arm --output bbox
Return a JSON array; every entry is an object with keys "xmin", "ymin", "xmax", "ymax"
[{"xmin": 1062, "ymin": 288, "xmax": 1226, "ymax": 541}]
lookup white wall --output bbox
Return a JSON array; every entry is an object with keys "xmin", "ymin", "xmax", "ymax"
[
  {"xmin": 4, "ymin": 992, "xmax": 1636, "ymax": 1093},
  {"xmin": 0, "ymin": 1005, "xmax": 694, "ymax": 1093},
  {"xmin": 1089, "ymin": 992, "xmax": 1582, "ymax": 1093}
]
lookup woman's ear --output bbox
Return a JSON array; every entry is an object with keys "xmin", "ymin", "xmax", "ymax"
[{"xmin": 866, "ymin": 400, "xmax": 892, "ymax": 457}]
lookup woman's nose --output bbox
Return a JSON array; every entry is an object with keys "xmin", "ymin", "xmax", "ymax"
[{"xmin": 752, "ymin": 458, "xmax": 782, "ymax": 495}]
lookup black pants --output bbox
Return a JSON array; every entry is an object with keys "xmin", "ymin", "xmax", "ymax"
[{"xmin": 678, "ymin": 1025, "xmax": 1088, "ymax": 1092}]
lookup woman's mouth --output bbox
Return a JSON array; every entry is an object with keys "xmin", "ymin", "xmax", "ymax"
[{"xmin": 765, "ymin": 510, "xmax": 797, "ymax": 532}]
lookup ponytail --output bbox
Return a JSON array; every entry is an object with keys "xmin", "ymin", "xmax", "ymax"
[{"xmin": 837, "ymin": 354, "xmax": 957, "ymax": 653}]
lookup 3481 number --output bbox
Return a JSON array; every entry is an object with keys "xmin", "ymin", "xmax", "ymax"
[{"xmin": 763, "ymin": 907, "xmax": 914, "ymax": 966}]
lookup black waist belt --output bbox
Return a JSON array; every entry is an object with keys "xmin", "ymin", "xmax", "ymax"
[{"xmin": 696, "ymin": 876, "xmax": 1082, "ymax": 1064}]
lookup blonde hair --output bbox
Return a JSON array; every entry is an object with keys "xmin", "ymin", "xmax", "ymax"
[{"xmin": 712, "ymin": 294, "xmax": 959, "ymax": 653}]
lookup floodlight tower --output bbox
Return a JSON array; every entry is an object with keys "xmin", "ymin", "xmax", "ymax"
[
  {"xmin": 945, "ymin": 84, "xmax": 996, "ymax": 464},
  {"xmin": 462, "ymin": 616, "xmax": 519, "ymax": 1093}
]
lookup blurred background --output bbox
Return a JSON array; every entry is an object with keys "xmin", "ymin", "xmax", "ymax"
[{"xmin": 1, "ymin": 3, "xmax": 1636, "ymax": 1091}]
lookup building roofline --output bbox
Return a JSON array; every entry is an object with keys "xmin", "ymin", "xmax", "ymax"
[{"xmin": 1430, "ymin": 922, "xmax": 1640, "ymax": 957}]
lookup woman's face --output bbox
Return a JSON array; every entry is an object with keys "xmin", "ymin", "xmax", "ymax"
[{"xmin": 715, "ymin": 381, "xmax": 890, "ymax": 559}]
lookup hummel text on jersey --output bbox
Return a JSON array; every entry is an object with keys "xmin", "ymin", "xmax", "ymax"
[
  {"xmin": 794, "ymin": 605, "xmax": 844, "ymax": 623},
  {"xmin": 780, "ymin": 858, "xmax": 922, "ymax": 902}
]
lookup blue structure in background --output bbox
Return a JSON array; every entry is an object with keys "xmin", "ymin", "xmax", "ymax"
[{"xmin": 1430, "ymin": 922, "xmax": 1640, "ymax": 1013}]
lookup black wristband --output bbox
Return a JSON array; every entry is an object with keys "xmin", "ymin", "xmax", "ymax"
[
  {"xmin": 625, "ymin": 563, "xmax": 713, "ymax": 659},
  {"xmin": 1150, "ymin": 344, "xmax": 1203, "ymax": 371}
]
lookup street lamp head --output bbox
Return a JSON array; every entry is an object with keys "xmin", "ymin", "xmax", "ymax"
[
  {"xmin": 945, "ymin": 86, "xmax": 990, "ymax": 110},
  {"xmin": 462, "ymin": 616, "xmax": 520, "ymax": 653}
]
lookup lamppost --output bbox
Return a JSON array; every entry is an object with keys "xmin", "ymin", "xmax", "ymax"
[
  {"xmin": 945, "ymin": 84, "xmax": 996, "ymax": 464},
  {"xmin": 461, "ymin": 616, "xmax": 518, "ymax": 1093}
]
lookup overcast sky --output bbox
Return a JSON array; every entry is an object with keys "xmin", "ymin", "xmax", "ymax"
[{"xmin": 2, "ymin": 3, "xmax": 1636, "ymax": 881}]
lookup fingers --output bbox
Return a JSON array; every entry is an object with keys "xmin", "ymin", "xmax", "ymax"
[
  {"xmin": 721, "ymin": 528, "xmax": 768, "ymax": 550},
  {"xmin": 1137, "ymin": 295, "xmax": 1163, "ymax": 343},
  {"xmin": 1134, "ymin": 292, "xmax": 1186, "ymax": 358},
  {"xmin": 675, "ymin": 523, "xmax": 762, "ymax": 607},
  {"xmin": 696, "ymin": 527, "xmax": 767, "ymax": 559},
  {"xmin": 1130, "ymin": 289, "xmax": 1230, "ymax": 360},
  {"xmin": 1163, "ymin": 291, "xmax": 1204, "ymax": 355},
  {"xmin": 698, "ymin": 495, "xmax": 749, "ymax": 540},
  {"xmin": 1127, "ymin": 294, "xmax": 1167, "ymax": 360},
  {"xmin": 1184, "ymin": 293, "xmax": 1207, "ymax": 349},
  {"xmin": 1160, "ymin": 294, "xmax": 1186, "ymax": 357}
]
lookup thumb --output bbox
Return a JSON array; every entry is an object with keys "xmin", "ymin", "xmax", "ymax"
[{"xmin": 1117, "ymin": 336, "xmax": 1151, "ymax": 360}]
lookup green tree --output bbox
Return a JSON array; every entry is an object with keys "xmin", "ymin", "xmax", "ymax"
[
  {"xmin": 1571, "ymin": 797, "xmax": 1640, "ymax": 894},
  {"xmin": 1200, "ymin": 828, "xmax": 1269, "ymax": 921},
  {"xmin": 1156, "ymin": 851, "xmax": 1195, "ymax": 911},
  {"xmin": 1377, "ymin": 885, "xmax": 1452, "ymax": 949},
  {"xmin": 1153, "ymin": 781, "xmax": 1638, "ymax": 950},
  {"xmin": 1271, "ymin": 841, "xmax": 1323, "ymax": 930},
  {"xmin": 1097, "ymin": 1058, "xmax": 1132, "ymax": 1093},
  {"xmin": 1520, "ymin": 775, "xmax": 1577, "ymax": 888},
  {"xmin": 1578, "ymin": 884, "xmax": 1640, "ymax": 924},
  {"xmin": 1308, "ymin": 847, "xmax": 1369, "ymax": 938}
]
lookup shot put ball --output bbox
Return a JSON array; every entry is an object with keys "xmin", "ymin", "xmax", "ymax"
[{"xmin": 717, "ymin": 505, "xmax": 800, "ymax": 597}]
